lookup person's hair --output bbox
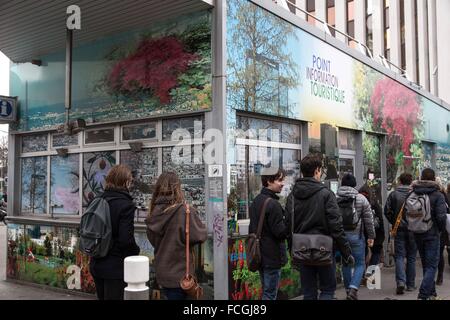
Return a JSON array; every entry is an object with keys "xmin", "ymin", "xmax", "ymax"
[
  {"xmin": 149, "ymin": 172, "xmax": 185, "ymax": 217},
  {"xmin": 398, "ymin": 173, "xmax": 413, "ymax": 185},
  {"xmin": 341, "ymin": 173, "xmax": 357, "ymax": 188},
  {"xmin": 261, "ymin": 168, "xmax": 286, "ymax": 187},
  {"xmin": 421, "ymin": 168, "xmax": 435, "ymax": 181},
  {"xmin": 104, "ymin": 164, "xmax": 132, "ymax": 191},
  {"xmin": 359, "ymin": 185, "xmax": 372, "ymax": 204},
  {"xmin": 300, "ymin": 154, "xmax": 322, "ymax": 177},
  {"xmin": 447, "ymin": 183, "xmax": 450, "ymax": 195}
]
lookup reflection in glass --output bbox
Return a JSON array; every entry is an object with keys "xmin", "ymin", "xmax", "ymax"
[
  {"xmin": 85, "ymin": 128, "xmax": 115, "ymax": 144},
  {"xmin": 122, "ymin": 123, "xmax": 157, "ymax": 141},
  {"xmin": 362, "ymin": 133, "xmax": 381, "ymax": 206},
  {"xmin": 50, "ymin": 155, "xmax": 79, "ymax": 215},
  {"xmin": 162, "ymin": 116, "xmax": 204, "ymax": 141},
  {"xmin": 21, "ymin": 157, "xmax": 47, "ymax": 214},
  {"xmin": 338, "ymin": 128, "xmax": 356, "ymax": 150},
  {"xmin": 162, "ymin": 147, "xmax": 205, "ymax": 221},
  {"xmin": 120, "ymin": 149, "xmax": 158, "ymax": 222},
  {"xmin": 22, "ymin": 134, "xmax": 48, "ymax": 153},
  {"xmin": 52, "ymin": 133, "xmax": 79, "ymax": 148},
  {"xmin": 83, "ymin": 152, "xmax": 116, "ymax": 207}
]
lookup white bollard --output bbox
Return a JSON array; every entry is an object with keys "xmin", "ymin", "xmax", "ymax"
[
  {"xmin": 124, "ymin": 255, "xmax": 149, "ymax": 300},
  {"xmin": 0, "ymin": 222, "xmax": 7, "ymax": 281}
]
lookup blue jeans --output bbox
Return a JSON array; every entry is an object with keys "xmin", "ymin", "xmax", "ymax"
[
  {"xmin": 162, "ymin": 287, "xmax": 187, "ymax": 300},
  {"xmin": 394, "ymin": 230, "xmax": 417, "ymax": 288},
  {"xmin": 343, "ymin": 232, "xmax": 366, "ymax": 290},
  {"xmin": 259, "ymin": 268, "xmax": 281, "ymax": 300},
  {"xmin": 298, "ymin": 262, "xmax": 336, "ymax": 300},
  {"xmin": 414, "ymin": 230, "xmax": 440, "ymax": 299}
]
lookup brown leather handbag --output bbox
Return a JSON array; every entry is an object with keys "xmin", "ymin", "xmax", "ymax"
[{"xmin": 179, "ymin": 202, "xmax": 203, "ymax": 299}]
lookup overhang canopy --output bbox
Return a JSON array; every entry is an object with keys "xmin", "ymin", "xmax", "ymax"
[{"xmin": 0, "ymin": 0, "xmax": 213, "ymax": 63}]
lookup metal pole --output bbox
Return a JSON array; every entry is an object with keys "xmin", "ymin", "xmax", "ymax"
[
  {"xmin": 0, "ymin": 221, "xmax": 7, "ymax": 281},
  {"xmin": 65, "ymin": 28, "xmax": 73, "ymax": 131}
]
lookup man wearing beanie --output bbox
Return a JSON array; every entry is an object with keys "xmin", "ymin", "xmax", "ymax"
[{"xmin": 337, "ymin": 173, "xmax": 375, "ymax": 300}]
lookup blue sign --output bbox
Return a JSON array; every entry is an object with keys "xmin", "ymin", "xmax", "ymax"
[{"xmin": 0, "ymin": 96, "xmax": 17, "ymax": 123}]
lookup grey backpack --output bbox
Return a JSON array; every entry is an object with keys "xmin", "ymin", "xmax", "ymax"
[
  {"xmin": 405, "ymin": 192, "xmax": 433, "ymax": 233},
  {"xmin": 79, "ymin": 196, "xmax": 118, "ymax": 258}
]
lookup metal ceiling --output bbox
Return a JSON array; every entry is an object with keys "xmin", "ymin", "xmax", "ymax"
[{"xmin": 0, "ymin": 0, "xmax": 213, "ymax": 63}]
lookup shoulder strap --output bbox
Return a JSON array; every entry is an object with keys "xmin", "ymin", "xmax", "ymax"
[
  {"xmin": 185, "ymin": 202, "xmax": 190, "ymax": 278},
  {"xmin": 390, "ymin": 192, "xmax": 411, "ymax": 237},
  {"xmin": 256, "ymin": 197, "xmax": 271, "ymax": 238}
]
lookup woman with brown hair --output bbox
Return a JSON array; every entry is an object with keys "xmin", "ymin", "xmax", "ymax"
[
  {"xmin": 89, "ymin": 164, "xmax": 140, "ymax": 300},
  {"xmin": 145, "ymin": 172, "xmax": 207, "ymax": 300}
]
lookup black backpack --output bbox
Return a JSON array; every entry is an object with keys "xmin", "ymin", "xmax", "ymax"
[
  {"xmin": 79, "ymin": 195, "xmax": 119, "ymax": 258},
  {"xmin": 337, "ymin": 196, "xmax": 360, "ymax": 231}
]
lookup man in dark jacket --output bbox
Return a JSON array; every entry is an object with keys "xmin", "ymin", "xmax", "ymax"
[
  {"xmin": 384, "ymin": 173, "xmax": 417, "ymax": 294},
  {"xmin": 410, "ymin": 168, "xmax": 447, "ymax": 300},
  {"xmin": 286, "ymin": 154, "xmax": 353, "ymax": 300},
  {"xmin": 248, "ymin": 168, "xmax": 288, "ymax": 300}
]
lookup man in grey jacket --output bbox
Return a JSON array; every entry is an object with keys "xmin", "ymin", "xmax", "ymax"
[{"xmin": 337, "ymin": 173, "xmax": 375, "ymax": 300}]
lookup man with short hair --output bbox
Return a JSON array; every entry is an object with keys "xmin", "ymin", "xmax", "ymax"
[
  {"xmin": 248, "ymin": 168, "xmax": 288, "ymax": 300},
  {"xmin": 286, "ymin": 154, "xmax": 353, "ymax": 300},
  {"xmin": 410, "ymin": 168, "xmax": 447, "ymax": 300},
  {"xmin": 384, "ymin": 173, "xmax": 417, "ymax": 294}
]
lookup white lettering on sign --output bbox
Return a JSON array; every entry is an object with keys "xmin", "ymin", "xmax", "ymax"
[
  {"xmin": 66, "ymin": 265, "xmax": 81, "ymax": 290},
  {"xmin": 66, "ymin": 5, "xmax": 81, "ymax": 30}
]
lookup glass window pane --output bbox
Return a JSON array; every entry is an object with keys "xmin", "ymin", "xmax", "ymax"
[
  {"xmin": 280, "ymin": 149, "xmax": 301, "ymax": 200},
  {"xmin": 120, "ymin": 149, "xmax": 158, "ymax": 222},
  {"xmin": 162, "ymin": 116, "xmax": 204, "ymax": 141},
  {"xmin": 50, "ymin": 154, "xmax": 80, "ymax": 215},
  {"xmin": 22, "ymin": 134, "xmax": 48, "ymax": 153},
  {"xmin": 83, "ymin": 152, "xmax": 116, "ymax": 207},
  {"xmin": 122, "ymin": 123, "xmax": 157, "ymax": 141},
  {"xmin": 339, "ymin": 128, "xmax": 356, "ymax": 150},
  {"xmin": 85, "ymin": 128, "xmax": 115, "ymax": 144},
  {"xmin": 21, "ymin": 157, "xmax": 47, "ymax": 214},
  {"xmin": 162, "ymin": 146, "xmax": 205, "ymax": 221},
  {"xmin": 52, "ymin": 133, "xmax": 79, "ymax": 148},
  {"xmin": 282, "ymin": 122, "xmax": 301, "ymax": 144}
]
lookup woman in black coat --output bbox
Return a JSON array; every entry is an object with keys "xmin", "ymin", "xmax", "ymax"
[
  {"xmin": 89, "ymin": 164, "xmax": 140, "ymax": 300},
  {"xmin": 359, "ymin": 185, "xmax": 385, "ymax": 266}
]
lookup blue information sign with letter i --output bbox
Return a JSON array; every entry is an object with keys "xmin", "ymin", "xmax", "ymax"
[{"xmin": 0, "ymin": 95, "xmax": 17, "ymax": 123}]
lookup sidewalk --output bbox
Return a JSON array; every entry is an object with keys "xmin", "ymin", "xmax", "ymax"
[
  {"xmin": 293, "ymin": 261, "xmax": 450, "ymax": 300},
  {"xmin": 0, "ymin": 280, "xmax": 95, "ymax": 300}
]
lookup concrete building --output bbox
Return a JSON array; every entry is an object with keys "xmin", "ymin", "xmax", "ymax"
[{"xmin": 277, "ymin": 0, "xmax": 450, "ymax": 105}]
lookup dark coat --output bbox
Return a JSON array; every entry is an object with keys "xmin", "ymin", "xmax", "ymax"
[
  {"xmin": 411, "ymin": 180, "xmax": 448, "ymax": 234},
  {"xmin": 248, "ymin": 188, "xmax": 288, "ymax": 269},
  {"xmin": 145, "ymin": 196, "xmax": 207, "ymax": 288},
  {"xmin": 285, "ymin": 178, "xmax": 352, "ymax": 259},
  {"xmin": 384, "ymin": 185, "xmax": 411, "ymax": 232},
  {"xmin": 372, "ymin": 202, "xmax": 385, "ymax": 245},
  {"xmin": 90, "ymin": 189, "xmax": 140, "ymax": 280}
]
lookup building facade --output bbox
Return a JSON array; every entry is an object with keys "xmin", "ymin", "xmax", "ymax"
[
  {"xmin": 278, "ymin": 0, "xmax": 450, "ymax": 105},
  {"xmin": 1, "ymin": 0, "xmax": 450, "ymax": 300}
]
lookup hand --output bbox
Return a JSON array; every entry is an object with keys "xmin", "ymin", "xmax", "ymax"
[
  {"xmin": 343, "ymin": 255, "xmax": 355, "ymax": 267},
  {"xmin": 367, "ymin": 239, "xmax": 374, "ymax": 248}
]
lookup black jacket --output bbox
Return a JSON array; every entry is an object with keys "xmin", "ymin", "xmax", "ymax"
[
  {"xmin": 285, "ymin": 178, "xmax": 352, "ymax": 259},
  {"xmin": 411, "ymin": 180, "xmax": 447, "ymax": 234},
  {"xmin": 384, "ymin": 185, "xmax": 411, "ymax": 232},
  {"xmin": 248, "ymin": 188, "xmax": 288, "ymax": 269},
  {"xmin": 90, "ymin": 189, "xmax": 140, "ymax": 280},
  {"xmin": 372, "ymin": 202, "xmax": 385, "ymax": 245}
]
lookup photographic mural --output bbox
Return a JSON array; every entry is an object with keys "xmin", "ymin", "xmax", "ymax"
[
  {"xmin": 226, "ymin": 0, "xmax": 450, "ymax": 299},
  {"xmin": 50, "ymin": 154, "xmax": 80, "ymax": 215},
  {"xmin": 21, "ymin": 157, "xmax": 47, "ymax": 214},
  {"xmin": 10, "ymin": 10, "xmax": 212, "ymax": 132}
]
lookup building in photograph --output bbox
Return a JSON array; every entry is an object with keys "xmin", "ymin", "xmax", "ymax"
[{"xmin": 1, "ymin": 0, "xmax": 449, "ymax": 300}]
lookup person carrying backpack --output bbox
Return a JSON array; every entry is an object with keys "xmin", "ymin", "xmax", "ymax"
[
  {"xmin": 407, "ymin": 168, "xmax": 447, "ymax": 300},
  {"xmin": 336, "ymin": 173, "xmax": 375, "ymax": 300},
  {"xmin": 286, "ymin": 154, "xmax": 353, "ymax": 300},
  {"xmin": 88, "ymin": 164, "xmax": 140, "ymax": 300}
]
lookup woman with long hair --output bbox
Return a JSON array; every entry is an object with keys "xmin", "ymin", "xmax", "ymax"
[
  {"xmin": 145, "ymin": 172, "xmax": 207, "ymax": 300},
  {"xmin": 89, "ymin": 164, "xmax": 140, "ymax": 300}
]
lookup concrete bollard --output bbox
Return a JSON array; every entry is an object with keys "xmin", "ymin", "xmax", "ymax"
[
  {"xmin": 124, "ymin": 255, "xmax": 149, "ymax": 300},
  {"xmin": 0, "ymin": 222, "xmax": 7, "ymax": 281}
]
